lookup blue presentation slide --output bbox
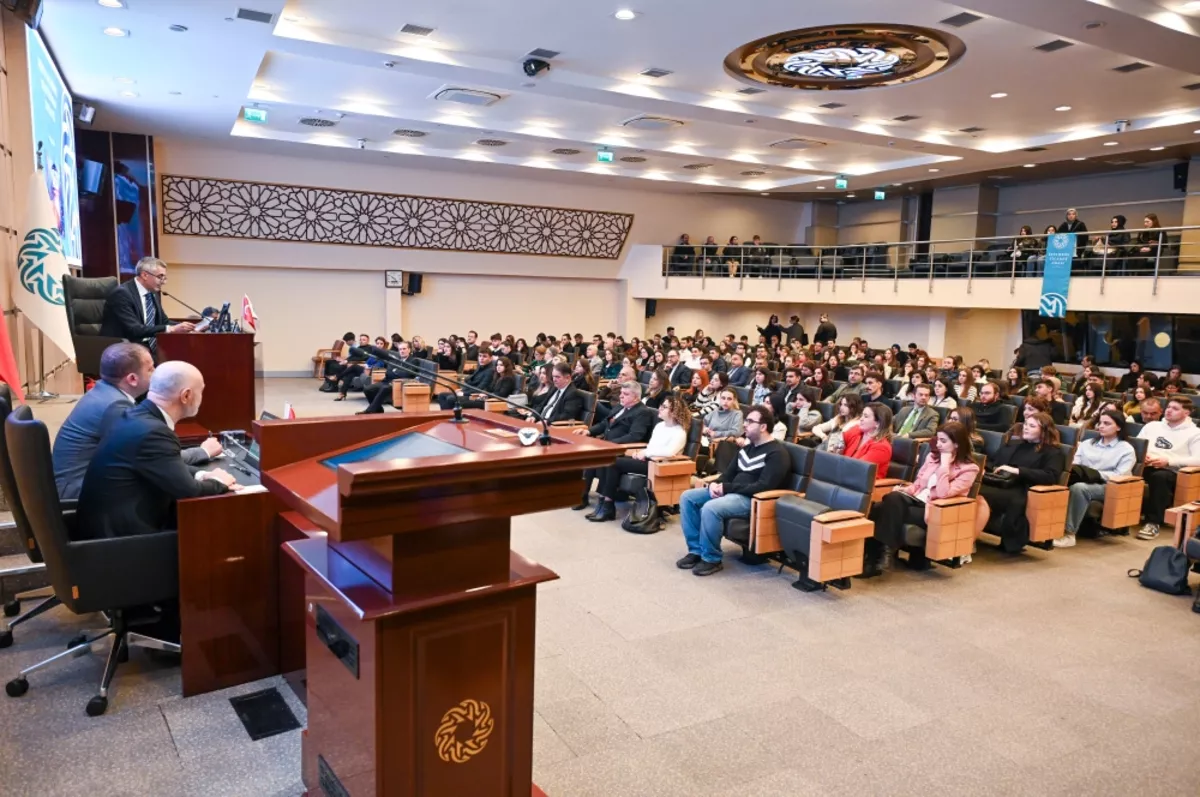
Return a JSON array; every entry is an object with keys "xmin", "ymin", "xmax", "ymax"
[{"xmin": 26, "ymin": 26, "xmax": 81, "ymax": 265}]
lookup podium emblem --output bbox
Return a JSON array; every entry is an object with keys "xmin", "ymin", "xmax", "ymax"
[{"xmin": 435, "ymin": 699, "xmax": 495, "ymax": 763}]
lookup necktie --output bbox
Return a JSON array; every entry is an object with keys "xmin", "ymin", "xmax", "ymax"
[
  {"xmin": 544, "ymin": 389, "xmax": 562, "ymax": 418},
  {"xmin": 898, "ymin": 407, "xmax": 919, "ymax": 436},
  {"xmin": 143, "ymin": 292, "xmax": 158, "ymax": 353}
]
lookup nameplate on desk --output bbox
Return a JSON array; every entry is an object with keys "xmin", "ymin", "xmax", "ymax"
[
  {"xmin": 315, "ymin": 605, "xmax": 359, "ymax": 679},
  {"xmin": 317, "ymin": 755, "xmax": 350, "ymax": 797}
]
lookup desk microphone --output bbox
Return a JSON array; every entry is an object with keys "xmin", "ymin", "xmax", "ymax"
[
  {"xmin": 351, "ymin": 345, "xmax": 554, "ymax": 446},
  {"xmin": 162, "ymin": 291, "xmax": 208, "ymax": 320}
]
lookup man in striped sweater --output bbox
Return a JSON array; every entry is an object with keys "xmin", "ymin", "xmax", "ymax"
[{"xmin": 676, "ymin": 404, "xmax": 791, "ymax": 576}]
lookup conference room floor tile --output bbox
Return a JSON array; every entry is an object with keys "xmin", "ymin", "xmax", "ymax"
[{"xmin": 2, "ymin": 379, "xmax": 1199, "ymax": 795}]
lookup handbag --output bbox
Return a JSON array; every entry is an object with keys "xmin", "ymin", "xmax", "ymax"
[
  {"xmin": 1069, "ymin": 464, "xmax": 1104, "ymax": 486},
  {"xmin": 982, "ymin": 470, "xmax": 1018, "ymax": 488},
  {"xmin": 621, "ymin": 476, "xmax": 663, "ymax": 534},
  {"xmin": 1128, "ymin": 504, "xmax": 1196, "ymax": 596}
]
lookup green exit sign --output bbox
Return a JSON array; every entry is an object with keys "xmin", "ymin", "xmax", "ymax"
[
  {"xmin": 834, "ymin": 177, "xmax": 848, "ymax": 190},
  {"xmin": 874, "ymin": 190, "xmax": 886, "ymax": 200},
  {"xmin": 597, "ymin": 150, "xmax": 614, "ymax": 163},
  {"xmin": 243, "ymin": 107, "xmax": 268, "ymax": 124}
]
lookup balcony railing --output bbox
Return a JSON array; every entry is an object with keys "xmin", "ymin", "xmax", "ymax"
[{"xmin": 660, "ymin": 225, "xmax": 1200, "ymax": 295}]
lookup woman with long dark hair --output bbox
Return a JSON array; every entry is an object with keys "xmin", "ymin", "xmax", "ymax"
[{"xmin": 979, "ymin": 412, "xmax": 1066, "ymax": 553}]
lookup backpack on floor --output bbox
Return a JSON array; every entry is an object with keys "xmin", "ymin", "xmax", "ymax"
[{"xmin": 1128, "ymin": 504, "xmax": 1197, "ymax": 597}]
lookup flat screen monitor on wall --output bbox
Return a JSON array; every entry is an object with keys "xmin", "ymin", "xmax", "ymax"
[{"xmin": 26, "ymin": 24, "xmax": 81, "ymax": 266}]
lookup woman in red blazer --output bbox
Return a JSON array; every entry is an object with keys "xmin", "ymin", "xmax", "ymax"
[
  {"xmin": 842, "ymin": 402, "xmax": 894, "ymax": 471},
  {"xmin": 865, "ymin": 421, "xmax": 980, "ymax": 576}
]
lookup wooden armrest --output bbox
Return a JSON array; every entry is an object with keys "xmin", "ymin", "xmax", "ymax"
[
  {"xmin": 614, "ymin": 442, "xmax": 647, "ymax": 450},
  {"xmin": 752, "ymin": 489, "xmax": 803, "ymax": 501},
  {"xmin": 314, "ymin": 348, "xmax": 337, "ymax": 357},
  {"xmin": 814, "ymin": 509, "xmax": 864, "ymax": 525},
  {"xmin": 1180, "ymin": 466, "xmax": 1200, "ymax": 474},
  {"xmin": 928, "ymin": 495, "xmax": 976, "ymax": 508},
  {"xmin": 647, "ymin": 454, "xmax": 689, "ymax": 462},
  {"xmin": 794, "ymin": 432, "xmax": 814, "ymax": 440},
  {"xmin": 874, "ymin": 477, "xmax": 906, "ymax": 489},
  {"xmin": 1107, "ymin": 474, "xmax": 1142, "ymax": 484},
  {"xmin": 1028, "ymin": 484, "xmax": 1067, "ymax": 493}
]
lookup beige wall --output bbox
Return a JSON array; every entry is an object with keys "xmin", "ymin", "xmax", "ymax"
[
  {"xmin": 836, "ymin": 198, "xmax": 904, "ymax": 246},
  {"xmin": 943, "ymin": 308, "xmax": 1025, "ymax": 370},
  {"xmin": 997, "ymin": 166, "xmax": 1185, "ymax": 236},
  {"xmin": 154, "ymin": 139, "xmax": 812, "ymax": 372}
]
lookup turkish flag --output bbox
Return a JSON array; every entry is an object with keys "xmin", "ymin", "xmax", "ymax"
[{"xmin": 0, "ymin": 316, "xmax": 25, "ymax": 403}]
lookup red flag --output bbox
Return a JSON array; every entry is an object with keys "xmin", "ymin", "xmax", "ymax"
[
  {"xmin": 241, "ymin": 294, "xmax": 258, "ymax": 333},
  {"xmin": 0, "ymin": 316, "xmax": 25, "ymax": 403},
  {"xmin": 283, "ymin": 402, "xmax": 296, "ymax": 419}
]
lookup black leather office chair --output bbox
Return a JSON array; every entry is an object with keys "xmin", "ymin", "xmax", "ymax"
[
  {"xmin": 775, "ymin": 451, "xmax": 877, "ymax": 592},
  {"xmin": 0, "ymin": 390, "xmax": 62, "ymax": 648},
  {"xmin": 62, "ymin": 275, "xmax": 122, "ymax": 378},
  {"xmin": 4, "ymin": 407, "xmax": 181, "ymax": 716}
]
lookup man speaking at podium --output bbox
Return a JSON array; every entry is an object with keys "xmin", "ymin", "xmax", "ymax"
[{"xmin": 100, "ymin": 257, "xmax": 195, "ymax": 357}]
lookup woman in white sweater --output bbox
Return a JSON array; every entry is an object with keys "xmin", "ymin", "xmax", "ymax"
[{"xmin": 590, "ymin": 396, "xmax": 692, "ymax": 518}]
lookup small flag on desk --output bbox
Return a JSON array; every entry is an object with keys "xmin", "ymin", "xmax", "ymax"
[
  {"xmin": 241, "ymin": 294, "xmax": 258, "ymax": 333},
  {"xmin": 283, "ymin": 402, "xmax": 296, "ymax": 420}
]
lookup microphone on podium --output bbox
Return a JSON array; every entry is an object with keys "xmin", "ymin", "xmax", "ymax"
[
  {"xmin": 350, "ymin": 345, "xmax": 555, "ymax": 446},
  {"xmin": 162, "ymin": 291, "xmax": 207, "ymax": 318}
]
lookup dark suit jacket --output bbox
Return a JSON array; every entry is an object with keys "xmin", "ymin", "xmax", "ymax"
[
  {"xmin": 99, "ymin": 279, "xmax": 166, "ymax": 344},
  {"xmin": 384, "ymin": 355, "xmax": 422, "ymax": 382},
  {"xmin": 76, "ymin": 401, "xmax": 228, "ymax": 540},
  {"xmin": 542, "ymin": 385, "xmax": 584, "ymax": 424},
  {"xmin": 667, "ymin": 362, "xmax": 692, "ymax": 388},
  {"xmin": 463, "ymin": 362, "xmax": 496, "ymax": 395},
  {"xmin": 727, "ymin": 366, "xmax": 752, "ymax": 387},
  {"xmin": 587, "ymin": 404, "xmax": 655, "ymax": 444},
  {"xmin": 770, "ymin": 384, "xmax": 803, "ymax": 419},
  {"xmin": 52, "ymin": 381, "xmax": 209, "ymax": 500}
]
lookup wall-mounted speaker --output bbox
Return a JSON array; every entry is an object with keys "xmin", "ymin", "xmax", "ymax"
[
  {"xmin": 645, "ymin": 298, "xmax": 657, "ymax": 318},
  {"xmin": 1173, "ymin": 162, "xmax": 1190, "ymax": 193},
  {"xmin": 404, "ymin": 272, "xmax": 423, "ymax": 295}
]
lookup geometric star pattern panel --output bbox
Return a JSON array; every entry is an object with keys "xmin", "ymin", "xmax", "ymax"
[{"xmin": 160, "ymin": 176, "xmax": 635, "ymax": 259}]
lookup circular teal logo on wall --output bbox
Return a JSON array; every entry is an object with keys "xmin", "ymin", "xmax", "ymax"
[{"xmin": 17, "ymin": 227, "xmax": 65, "ymax": 306}]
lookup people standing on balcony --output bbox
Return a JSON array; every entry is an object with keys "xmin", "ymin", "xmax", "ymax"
[
  {"xmin": 814, "ymin": 313, "xmax": 838, "ymax": 345},
  {"xmin": 1029, "ymin": 225, "xmax": 1059, "ymax": 276},
  {"xmin": 670, "ymin": 233, "xmax": 696, "ymax": 275},
  {"xmin": 1057, "ymin": 207, "xmax": 1089, "ymax": 260}
]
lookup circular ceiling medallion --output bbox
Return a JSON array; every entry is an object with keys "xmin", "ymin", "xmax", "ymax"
[{"xmin": 724, "ymin": 24, "xmax": 965, "ymax": 91}]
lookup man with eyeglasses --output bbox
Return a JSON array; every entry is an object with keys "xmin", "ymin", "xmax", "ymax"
[
  {"xmin": 100, "ymin": 256, "xmax": 194, "ymax": 358},
  {"xmin": 675, "ymin": 404, "xmax": 790, "ymax": 577}
]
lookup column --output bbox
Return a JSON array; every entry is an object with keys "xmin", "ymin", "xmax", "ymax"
[
  {"xmin": 929, "ymin": 185, "xmax": 998, "ymax": 253},
  {"xmin": 1181, "ymin": 156, "xmax": 1200, "ymax": 272}
]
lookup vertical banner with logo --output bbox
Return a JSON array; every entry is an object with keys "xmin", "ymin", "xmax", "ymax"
[{"xmin": 1039, "ymin": 233, "xmax": 1075, "ymax": 318}]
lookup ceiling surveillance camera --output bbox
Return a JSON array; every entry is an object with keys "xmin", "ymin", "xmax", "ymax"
[
  {"xmin": 1115, "ymin": 119, "xmax": 1129, "ymax": 133},
  {"xmin": 356, "ymin": 138, "xmax": 367, "ymax": 150},
  {"xmin": 522, "ymin": 58, "xmax": 550, "ymax": 78}
]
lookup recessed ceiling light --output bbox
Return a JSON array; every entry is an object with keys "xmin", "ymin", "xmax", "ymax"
[
  {"xmin": 846, "ymin": 193, "xmax": 856, "ymax": 197},
  {"xmin": 1194, "ymin": 129, "xmax": 1200, "ymax": 134},
  {"xmin": 990, "ymin": 92, "xmax": 1008, "ymax": 98},
  {"xmin": 1055, "ymin": 105, "xmax": 1072, "ymax": 112},
  {"xmin": 97, "ymin": 0, "xmax": 125, "ymax": 7},
  {"xmin": 760, "ymin": 192, "xmax": 770, "ymax": 196},
  {"xmin": 1023, "ymin": 163, "xmax": 1036, "ymax": 168},
  {"xmin": 614, "ymin": 9, "xmax": 637, "ymax": 20},
  {"xmin": 1103, "ymin": 141, "xmax": 1119, "ymax": 146},
  {"xmin": 114, "ymin": 77, "xmax": 135, "ymax": 84},
  {"xmin": 928, "ymin": 168, "xmax": 940, "ymax": 172},
  {"xmin": 103, "ymin": 27, "xmax": 128, "ymax": 37},
  {"xmin": 1150, "ymin": 146, "xmax": 1165, "ymax": 151},
  {"xmin": 119, "ymin": 90, "xmax": 138, "ymax": 98},
  {"xmin": 816, "ymin": 186, "xmax": 826, "ymax": 190},
  {"xmin": 168, "ymin": 24, "xmax": 188, "ymax": 32},
  {"xmin": 1073, "ymin": 157, "xmax": 1087, "ymax": 161}
]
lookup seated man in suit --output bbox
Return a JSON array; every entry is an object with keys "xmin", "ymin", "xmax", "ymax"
[
  {"xmin": 359, "ymin": 340, "xmax": 422, "ymax": 414},
  {"xmin": 435, "ymin": 349, "xmax": 495, "ymax": 411},
  {"xmin": 99, "ymin": 257, "xmax": 194, "ymax": 358},
  {"xmin": 574, "ymin": 381, "xmax": 657, "ymax": 521},
  {"xmin": 726, "ymin": 353, "xmax": 751, "ymax": 387},
  {"xmin": 893, "ymin": 384, "xmax": 939, "ymax": 440},
  {"xmin": 53, "ymin": 343, "xmax": 220, "ymax": 499},
  {"xmin": 524, "ymin": 362, "xmax": 583, "ymax": 426},
  {"xmin": 665, "ymin": 349, "xmax": 692, "ymax": 388},
  {"xmin": 76, "ymin": 361, "xmax": 239, "ymax": 541}
]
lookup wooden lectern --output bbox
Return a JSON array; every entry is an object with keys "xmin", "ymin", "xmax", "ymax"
[
  {"xmin": 157, "ymin": 331, "xmax": 260, "ymax": 438},
  {"xmin": 260, "ymin": 411, "xmax": 618, "ymax": 796}
]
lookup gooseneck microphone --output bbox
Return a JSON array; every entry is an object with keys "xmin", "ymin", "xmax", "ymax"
[
  {"xmin": 350, "ymin": 345, "xmax": 555, "ymax": 446},
  {"xmin": 162, "ymin": 291, "xmax": 206, "ymax": 319}
]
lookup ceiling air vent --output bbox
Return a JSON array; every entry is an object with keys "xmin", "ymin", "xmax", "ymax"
[
  {"xmin": 1113, "ymin": 62, "xmax": 1150, "ymax": 73},
  {"xmin": 1104, "ymin": 159, "xmax": 1136, "ymax": 165},
  {"xmin": 940, "ymin": 12, "xmax": 983, "ymax": 27},
  {"xmin": 299, "ymin": 117, "xmax": 337, "ymax": 127},
  {"xmin": 393, "ymin": 129, "xmax": 427, "ymax": 137},
  {"xmin": 431, "ymin": 87, "xmax": 504, "ymax": 107},
  {"xmin": 681, "ymin": 163, "xmax": 712, "ymax": 170},
  {"xmin": 475, "ymin": 139, "xmax": 508, "ymax": 147},
  {"xmin": 400, "ymin": 24, "xmax": 435, "ymax": 36},
  {"xmin": 1184, "ymin": 82, "xmax": 1200, "ymax": 91},
  {"xmin": 639, "ymin": 67, "xmax": 673, "ymax": 79},
  {"xmin": 959, "ymin": 126, "xmax": 985, "ymax": 133},
  {"xmin": 892, "ymin": 114, "xmax": 921, "ymax": 122},
  {"xmin": 736, "ymin": 87, "xmax": 766, "ymax": 96},
  {"xmin": 528, "ymin": 48, "xmax": 561, "ymax": 59},
  {"xmin": 819, "ymin": 102, "xmax": 846, "ymax": 109},
  {"xmin": 740, "ymin": 170, "xmax": 767, "ymax": 177},
  {"xmin": 769, "ymin": 137, "xmax": 826, "ymax": 150},
  {"xmin": 235, "ymin": 8, "xmax": 274, "ymax": 24},
  {"xmin": 621, "ymin": 115, "xmax": 684, "ymax": 131},
  {"xmin": 550, "ymin": 147, "xmax": 581, "ymax": 155},
  {"xmin": 1035, "ymin": 39, "xmax": 1074, "ymax": 52},
  {"xmin": 620, "ymin": 156, "xmax": 648, "ymax": 163},
  {"xmin": 1023, "ymin": 146, "xmax": 1047, "ymax": 152}
]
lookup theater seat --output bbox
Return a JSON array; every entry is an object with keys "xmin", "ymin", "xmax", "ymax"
[
  {"xmin": 871, "ymin": 436, "xmax": 921, "ymax": 502},
  {"xmin": 720, "ymin": 443, "xmax": 813, "ymax": 565},
  {"xmin": 1080, "ymin": 433, "xmax": 1148, "ymax": 537},
  {"xmin": 900, "ymin": 448, "xmax": 987, "ymax": 568},
  {"xmin": 775, "ymin": 452, "xmax": 878, "ymax": 592}
]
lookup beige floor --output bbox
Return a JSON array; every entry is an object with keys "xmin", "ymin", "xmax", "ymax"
[{"xmin": 15, "ymin": 379, "xmax": 1200, "ymax": 796}]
